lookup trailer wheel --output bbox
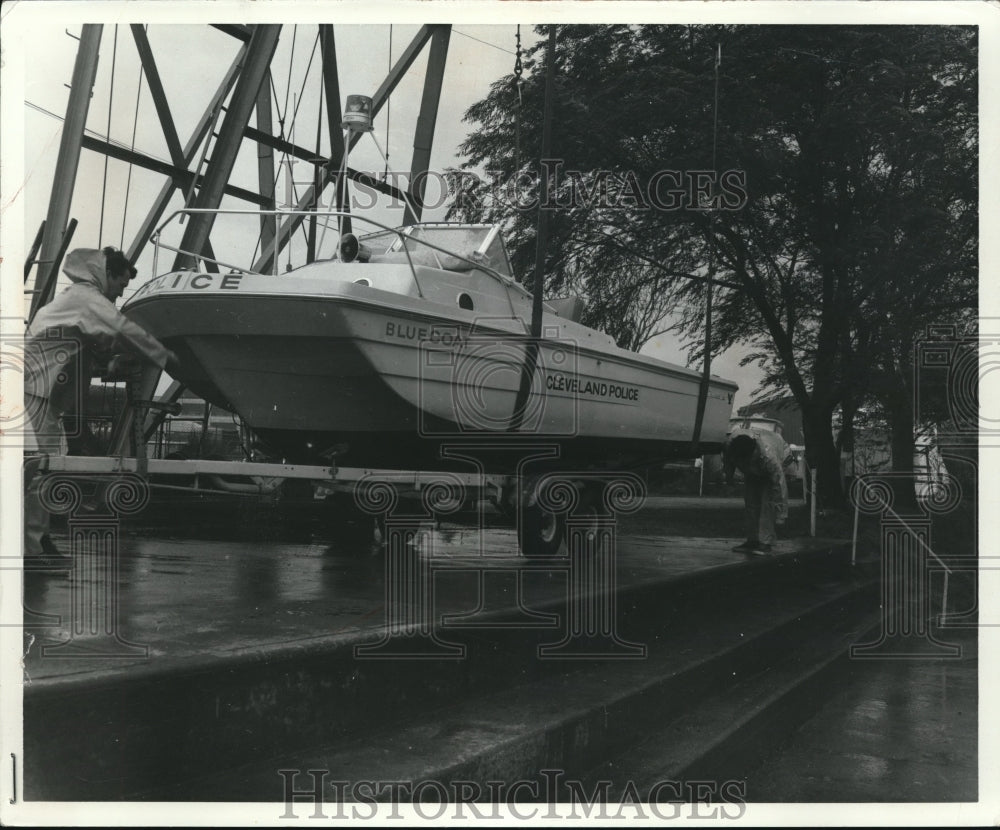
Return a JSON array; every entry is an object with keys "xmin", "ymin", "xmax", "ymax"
[
  {"xmin": 518, "ymin": 503, "xmax": 564, "ymax": 557},
  {"xmin": 517, "ymin": 478, "xmax": 565, "ymax": 558}
]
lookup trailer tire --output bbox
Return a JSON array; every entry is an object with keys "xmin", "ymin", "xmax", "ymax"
[
  {"xmin": 518, "ymin": 502, "xmax": 564, "ymax": 557},
  {"xmin": 517, "ymin": 476, "xmax": 565, "ymax": 558}
]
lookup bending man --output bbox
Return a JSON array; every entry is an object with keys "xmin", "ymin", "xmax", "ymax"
[
  {"xmin": 24, "ymin": 247, "xmax": 178, "ymax": 564},
  {"xmin": 724, "ymin": 427, "xmax": 794, "ymax": 554}
]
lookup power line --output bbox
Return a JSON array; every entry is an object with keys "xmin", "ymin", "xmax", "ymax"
[
  {"xmin": 25, "ymin": 99, "xmax": 178, "ymax": 170},
  {"xmin": 452, "ymin": 28, "xmax": 516, "ymax": 55}
]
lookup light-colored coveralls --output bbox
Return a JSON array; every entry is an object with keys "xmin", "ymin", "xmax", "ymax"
[
  {"xmin": 725, "ymin": 428, "xmax": 794, "ymax": 545},
  {"xmin": 23, "ymin": 249, "xmax": 170, "ymax": 556}
]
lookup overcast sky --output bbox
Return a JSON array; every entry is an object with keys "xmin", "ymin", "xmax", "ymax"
[{"xmin": 2, "ymin": 9, "xmax": 998, "ymax": 826}]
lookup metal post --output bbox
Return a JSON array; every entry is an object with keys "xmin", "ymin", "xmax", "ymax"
[
  {"xmin": 24, "ymin": 220, "xmax": 46, "ymax": 282},
  {"xmin": 690, "ymin": 44, "xmax": 721, "ymax": 453},
  {"xmin": 129, "ymin": 381, "xmax": 148, "ymax": 477},
  {"xmin": 941, "ymin": 570, "xmax": 949, "ymax": 624},
  {"xmin": 810, "ymin": 467, "xmax": 817, "ymax": 537},
  {"xmin": 256, "ymin": 72, "xmax": 276, "ymax": 252},
  {"xmin": 28, "ymin": 219, "xmax": 78, "ymax": 326},
  {"xmin": 851, "ymin": 489, "xmax": 860, "ymax": 566},
  {"xmin": 31, "ymin": 25, "xmax": 103, "ymax": 317}
]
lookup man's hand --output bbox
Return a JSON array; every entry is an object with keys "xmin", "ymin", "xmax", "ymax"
[{"xmin": 104, "ymin": 353, "xmax": 142, "ymax": 381}]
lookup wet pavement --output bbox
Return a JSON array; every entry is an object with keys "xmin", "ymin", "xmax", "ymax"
[
  {"xmin": 744, "ymin": 628, "xmax": 978, "ymax": 801},
  {"xmin": 16, "ymin": 494, "xmax": 980, "ymax": 804},
  {"xmin": 20, "ymin": 496, "xmax": 836, "ymax": 683}
]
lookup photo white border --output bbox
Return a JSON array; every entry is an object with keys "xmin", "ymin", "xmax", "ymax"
[{"xmin": 1, "ymin": 1, "xmax": 996, "ymax": 825}]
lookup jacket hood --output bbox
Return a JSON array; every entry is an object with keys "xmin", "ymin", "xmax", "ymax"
[{"xmin": 62, "ymin": 248, "xmax": 109, "ymax": 294}]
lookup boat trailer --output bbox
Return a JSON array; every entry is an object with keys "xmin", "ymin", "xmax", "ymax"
[{"xmin": 32, "ymin": 452, "xmax": 597, "ymax": 557}]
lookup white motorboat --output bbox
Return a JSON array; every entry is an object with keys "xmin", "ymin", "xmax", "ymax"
[{"xmin": 124, "ymin": 215, "xmax": 737, "ymax": 474}]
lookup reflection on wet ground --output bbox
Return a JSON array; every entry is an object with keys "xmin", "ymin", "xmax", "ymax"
[
  {"xmin": 745, "ymin": 628, "xmax": 978, "ymax": 801},
  {"xmin": 22, "ymin": 497, "xmax": 795, "ymax": 681},
  {"xmin": 18, "ymin": 495, "xmax": 978, "ymax": 805}
]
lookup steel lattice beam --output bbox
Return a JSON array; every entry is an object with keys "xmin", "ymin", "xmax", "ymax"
[
  {"xmin": 243, "ymin": 127, "xmax": 412, "ymax": 204},
  {"xmin": 319, "ymin": 25, "xmax": 350, "ymax": 236},
  {"xmin": 126, "ymin": 45, "xmax": 248, "ymax": 264},
  {"xmin": 174, "ymin": 24, "xmax": 282, "ymax": 270},
  {"xmin": 253, "ymin": 24, "xmax": 441, "ymax": 273},
  {"xmin": 130, "ymin": 22, "xmax": 219, "ymax": 272},
  {"xmin": 403, "ymin": 25, "xmax": 451, "ymax": 225},
  {"xmin": 42, "ymin": 24, "xmax": 451, "ymax": 283},
  {"xmin": 31, "ymin": 24, "xmax": 103, "ymax": 316},
  {"xmin": 211, "ymin": 24, "xmax": 252, "ymax": 42},
  {"xmin": 79, "ymin": 136, "xmax": 270, "ymax": 206},
  {"xmin": 130, "ymin": 25, "xmax": 185, "ymax": 169},
  {"xmin": 256, "ymin": 72, "xmax": 277, "ymax": 251}
]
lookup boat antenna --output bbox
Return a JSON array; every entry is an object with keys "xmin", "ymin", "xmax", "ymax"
[
  {"xmin": 288, "ymin": 92, "xmax": 297, "ymax": 272},
  {"xmin": 690, "ymin": 41, "xmax": 722, "ymax": 454},
  {"xmin": 509, "ymin": 25, "xmax": 556, "ymax": 432},
  {"xmin": 384, "ymin": 25, "xmax": 392, "ymax": 182}
]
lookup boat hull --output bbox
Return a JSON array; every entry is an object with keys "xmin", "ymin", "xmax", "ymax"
[{"xmin": 125, "ymin": 279, "xmax": 737, "ymax": 471}]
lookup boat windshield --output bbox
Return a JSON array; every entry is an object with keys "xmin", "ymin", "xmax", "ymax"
[
  {"xmin": 360, "ymin": 225, "xmax": 512, "ymax": 277},
  {"xmin": 357, "ymin": 229, "xmax": 399, "ymax": 254}
]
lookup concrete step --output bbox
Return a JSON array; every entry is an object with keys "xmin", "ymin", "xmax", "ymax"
[
  {"xmin": 129, "ymin": 560, "xmax": 878, "ymax": 802},
  {"xmin": 585, "ymin": 617, "xmax": 879, "ymax": 802}
]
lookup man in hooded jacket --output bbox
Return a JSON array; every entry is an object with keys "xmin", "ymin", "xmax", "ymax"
[
  {"xmin": 724, "ymin": 427, "xmax": 795, "ymax": 554},
  {"xmin": 23, "ymin": 247, "xmax": 178, "ymax": 564}
]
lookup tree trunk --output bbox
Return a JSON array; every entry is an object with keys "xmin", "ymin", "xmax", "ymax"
[
  {"xmin": 838, "ymin": 401, "xmax": 856, "ymax": 493},
  {"xmin": 801, "ymin": 404, "xmax": 846, "ymax": 510},
  {"xmin": 877, "ymin": 340, "xmax": 919, "ymax": 508},
  {"xmin": 885, "ymin": 379, "xmax": 918, "ymax": 509},
  {"xmin": 888, "ymin": 401, "xmax": 915, "ymax": 474}
]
